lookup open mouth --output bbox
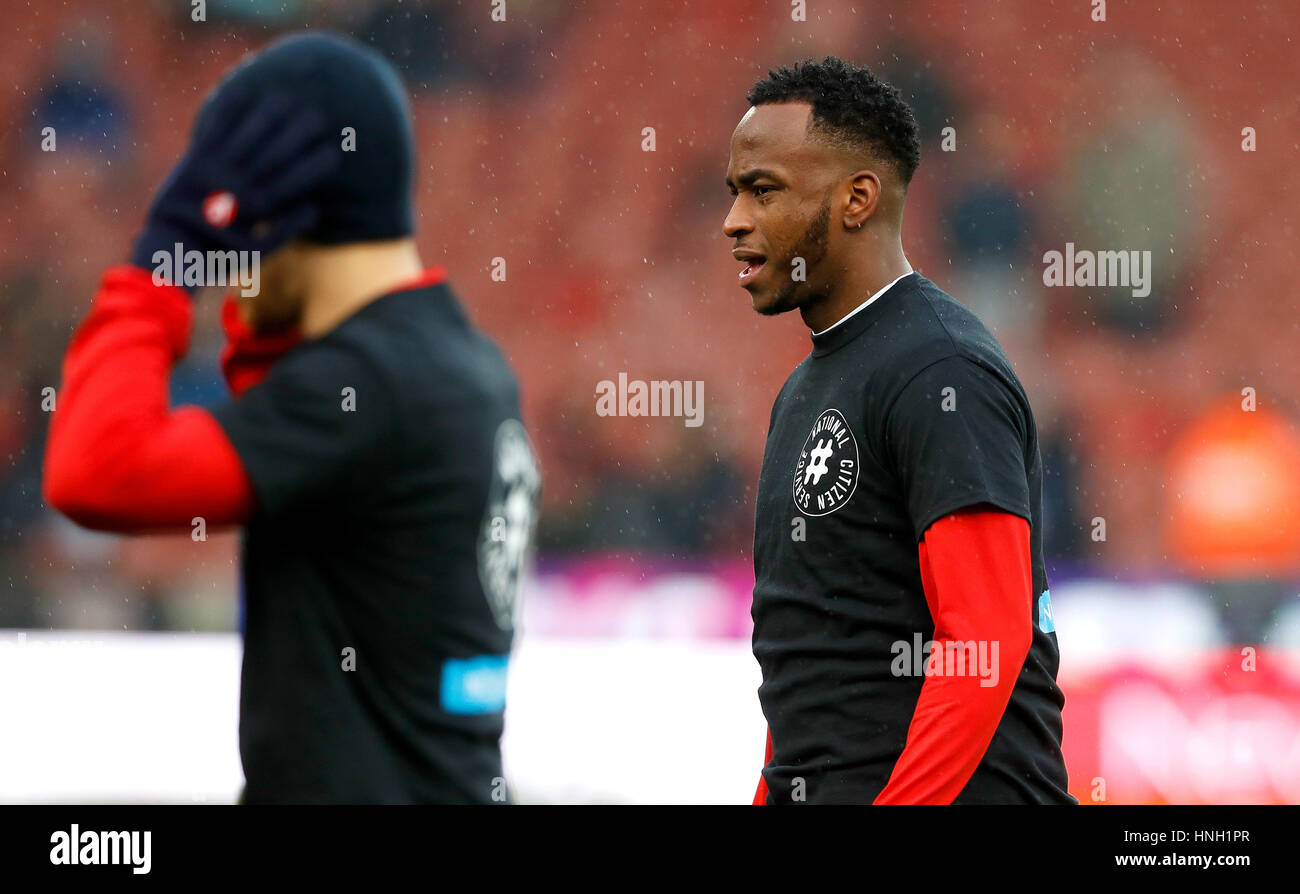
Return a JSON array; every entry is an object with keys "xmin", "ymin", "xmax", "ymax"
[{"xmin": 738, "ymin": 256, "xmax": 767, "ymax": 286}]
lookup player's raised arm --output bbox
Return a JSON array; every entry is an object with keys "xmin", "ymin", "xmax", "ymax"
[
  {"xmin": 44, "ymin": 34, "xmax": 539, "ymax": 804},
  {"xmin": 42, "ymin": 266, "xmax": 255, "ymax": 531},
  {"xmin": 43, "ymin": 94, "xmax": 337, "ymax": 532}
]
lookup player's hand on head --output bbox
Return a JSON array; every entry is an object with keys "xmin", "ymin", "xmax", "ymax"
[{"xmin": 130, "ymin": 88, "xmax": 341, "ymax": 290}]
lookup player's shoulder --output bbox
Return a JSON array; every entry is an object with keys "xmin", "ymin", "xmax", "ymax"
[
  {"xmin": 878, "ymin": 274, "xmax": 993, "ymax": 359},
  {"xmin": 354, "ymin": 279, "xmax": 522, "ymax": 411},
  {"xmin": 333, "ymin": 279, "xmax": 466, "ymax": 356},
  {"xmin": 877, "ymin": 274, "xmax": 1019, "ymax": 386},
  {"xmin": 257, "ymin": 315, "xmax": 389, "ymax": 394},
  {"xmin": 257, "ymin": 281, "xmax": 512, "ymax": 415},
  {"xmin": 337, "ymin": 279, "xmax": 504, "ymax": 367}
]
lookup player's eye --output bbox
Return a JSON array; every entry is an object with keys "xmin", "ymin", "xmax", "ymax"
[{"xmin": 753, "ymin": 185, "xmax": 775, "ymax": 197}]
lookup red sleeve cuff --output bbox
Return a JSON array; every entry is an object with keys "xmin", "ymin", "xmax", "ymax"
[
  {"xmin": 101, "ymin": 264, "xmax": 195, "ymax": 359},
  {"xmin": 218, "ymin": 296, "xmax": 303, "ymax": 397}
]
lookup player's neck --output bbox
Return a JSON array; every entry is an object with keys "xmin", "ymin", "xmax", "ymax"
[
  {"xmin": 299, "ymin": 239, "xmax": 425, "ymax": 338},
  {"xmin": 801, "ymin": 239, "xmax": 912, "ymax": 334}
]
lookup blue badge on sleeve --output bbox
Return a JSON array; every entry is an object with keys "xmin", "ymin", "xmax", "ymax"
[
  {"xmin": 441, "ymin": 654, "xmax": 510, "ymax": 715},
  {"xmin": 1038, "ymin": 589, "xmax": 1056, "ymax": 633}
]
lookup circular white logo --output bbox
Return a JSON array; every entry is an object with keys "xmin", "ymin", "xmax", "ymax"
[
  {"xmin": 478, "ymin": 419, "xmax": 541, "ymax": 630},
  {"xmin": 793, "ymin": 408, "xmax": 859, "ymax": 517}
]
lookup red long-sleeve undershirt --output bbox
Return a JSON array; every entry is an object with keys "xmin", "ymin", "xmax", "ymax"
[
  {"xmin": 43, "ymin": 266, "xmax": 256, "ymax": 531},
  {"xmin": 43, "ymin": 264, "xmax": 305, "ymax": 532},
  {"xmin": 44, "ymin": 264, "xmax": 442, "ymax": 532},
  {"xmin": 753, "ymin": 506, "xmax": 1033, "ymax": 805},
  {"xmin": 752, "ymin": 727, "xmax": 774, "ymax": 805}
]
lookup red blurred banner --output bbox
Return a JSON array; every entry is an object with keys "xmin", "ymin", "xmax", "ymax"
[{"xmin": 1063, "ymin": 650, "xmax": 1300, "ymax": 804}]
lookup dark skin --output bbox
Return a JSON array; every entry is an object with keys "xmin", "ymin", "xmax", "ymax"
[{"xmin": 724, "ymin": 102, "xmax": 912, "ymax": 333}]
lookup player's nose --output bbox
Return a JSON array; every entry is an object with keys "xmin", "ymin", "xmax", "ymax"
[{"xmin": 723, "ymin": 198, "xmax": 752, "ymax": 238}]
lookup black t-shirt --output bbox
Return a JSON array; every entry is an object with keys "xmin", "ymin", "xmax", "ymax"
[
  {"xmin": 752, "ymin": 272, "xmax": 1072, "ymax": 804},
  {"xmin": 212, "ymin": 279, "xmax": 540, "ymax": 804}
]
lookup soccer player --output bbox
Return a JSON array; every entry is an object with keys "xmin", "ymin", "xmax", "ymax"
[
  {"xmin": 42, "ymin": 34, "xmax": 540, "ymax": 804},
  {"xmin": 726, "ymin": 58, "xmax": 1073, "ymax": 804}
]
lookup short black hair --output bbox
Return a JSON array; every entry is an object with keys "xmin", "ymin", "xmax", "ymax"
[{"xmin": 747, "ymin": 56, "xmax": 921, "ymax": 184}]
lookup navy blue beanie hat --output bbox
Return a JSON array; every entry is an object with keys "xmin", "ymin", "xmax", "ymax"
[{"xmin": 193, "ymin": 32, "xmax": 415, "ymax": 244}]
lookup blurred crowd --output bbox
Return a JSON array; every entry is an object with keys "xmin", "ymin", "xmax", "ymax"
[{"xmin": 1, "ymin": 0, "xmax": 1297, "ymax": 638}]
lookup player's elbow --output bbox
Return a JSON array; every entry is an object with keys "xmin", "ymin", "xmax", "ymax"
[
  {"xmin": 43, "ymin": 444, "xmax": 78, "ymax": 517},
  {"xmin": 43, "ymin": 453, "xmax": 124, "ymax": 531},
  {"xmin": 43, "ymin": 465, "xmax": 97, "ymax": 529}
]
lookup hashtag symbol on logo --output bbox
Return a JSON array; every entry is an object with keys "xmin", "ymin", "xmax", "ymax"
[{"xmin": 804, "ymin": 438, "xmax": 833, "ymax": 485}]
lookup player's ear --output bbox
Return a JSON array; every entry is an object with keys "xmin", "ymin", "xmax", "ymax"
[{"xmin": 843, "ymin": 170, "xmax": 881, "ymax": 230}]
